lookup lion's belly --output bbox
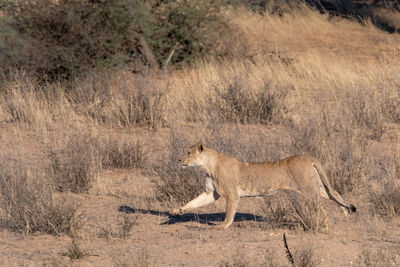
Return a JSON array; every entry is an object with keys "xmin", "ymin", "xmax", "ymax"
[
  {"xmin": 237, "ymin": 187, "xmax": 262, "ymax": 197},
  {"xmin": 238, "ymin": 165, "xmax": 297, "ymax": 196},
  {"xmin": 237, "ymin": 182, "xmax": 295, "ymax": 197}
]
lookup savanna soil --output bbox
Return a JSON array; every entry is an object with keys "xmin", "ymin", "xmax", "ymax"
[{"xmin": 0, "ymin": 123, "xmax": 400, "ymax": 266}]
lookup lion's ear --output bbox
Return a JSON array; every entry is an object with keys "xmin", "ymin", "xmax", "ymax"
[{"xmin": 196, "ymin": 142, "xmax": 204, "ymax": 152}]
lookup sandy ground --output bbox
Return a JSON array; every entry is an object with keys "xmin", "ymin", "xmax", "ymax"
[{"xmin": 0, "ymin": 124, "xmax": 400, "ymax": 266}]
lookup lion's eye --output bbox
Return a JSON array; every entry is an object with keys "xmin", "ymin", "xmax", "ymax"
[{"xmin": 187, "ymin": 152, "xmax": 191, "ymax": 155}]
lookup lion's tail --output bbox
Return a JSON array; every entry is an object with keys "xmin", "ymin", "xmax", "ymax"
[{"xmin": 312, "ymin": 161, "xmax": 356, "ymax": 213}]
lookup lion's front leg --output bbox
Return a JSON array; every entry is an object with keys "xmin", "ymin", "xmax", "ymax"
[
  {"xmin": 218, "ymin": 194, "xmax": 239, "ymax": 229},
  {"xmin": 171, "ymin": 191, "xmax": 219, "ymax": 216}
]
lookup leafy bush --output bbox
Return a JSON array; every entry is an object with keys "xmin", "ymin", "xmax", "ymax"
[
  {"xmin": 1, "ymin": 0, "xmax": 228, "ymax": 79},
  {"xmin": 149, "ymin": 0, "xmax": 228, "ymax": 67},
  {"xmin": 2, "ymin": 0, "xmax": 140, "ymax": 79}
]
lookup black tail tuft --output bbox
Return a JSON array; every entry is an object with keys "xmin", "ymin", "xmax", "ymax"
[{"xmin": 349, "ymin": 204, "xmax": 357, "ymax": 213}]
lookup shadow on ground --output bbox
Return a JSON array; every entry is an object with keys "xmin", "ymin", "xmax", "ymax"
[{"xmin": 118, "ymin": 205, "xmax": 264, "ymax": 226}]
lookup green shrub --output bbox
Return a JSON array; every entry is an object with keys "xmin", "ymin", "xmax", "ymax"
[
  {"xmin": 150, "ymin": 0, "xmax": 228, "ymax": 67},
  {"xmin": 3, "ymin": 0, "xmax": 138, "ymax": 79},
  {"xmin": 1, "ymin": 0, "xmax": 228, "ymax": 79}
]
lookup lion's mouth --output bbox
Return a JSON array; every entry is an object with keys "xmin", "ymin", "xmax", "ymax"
[{"xmin": 181, "ymin": 164, "xmax": 188, "ymax": 168}]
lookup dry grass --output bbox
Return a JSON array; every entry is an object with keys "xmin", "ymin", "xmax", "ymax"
[
  {"xmin": 118, "ymin": 214, "xmax": 139, "ymax": 239},
  {"xmin": 357, "ymin": 247, "xmax": 400, "ymax": 267},
  {"xmin": 283, "ymin": 235, "xmax": 320, "ymax": 267},
  {"xmin": 263, "ymin": 193, "xmax": 328, "ymax": 233},
  {"xmin": 293, "ymin": 243, "xmax": 320, "ymax": 267},
  {"xmin": 288, "ymin": 197, "xmax": 328, "ymax": 233},
  {"xmin": 0, "ymin": 73, "xmax": 66, "ymax": 129},
  {"xmin": 370, "ymin": 183, "xmax": 400, "ymax": 218},
  {"xmin": 0, "ymin": 5, "xmax": 399, "ymax": 131},
  {"xmin": 369, "ymin": 152, "xmax": 400, "ymax": 218},
  {"xmin": 50, "ymin": 128, "xmax": 147, "ymax": 193},
  {"xmin": 101, "ymin": 138, "xmax": 147, "ymax": 170},
  {"xmin": 70, "ymin": 71, "xmax": 168, "ymax": 129},
  {"xmin": 263, "ymin": 198, "xmax": 295, "ymax": 230},
  {"xmin": 50, "ymin": 130, "xmax": 101, "ymax": 193},
  {"xmin": 0, "ymin": 165, "xmax": 83, "ymax": 235},
  {"xmin": 211, "ymin": 77, "xmax": 289, "ymax": 125},
  {"xmin": 66, "ymin": 238, "xmax": 89, "ymax": 260},
  {"xmin": 98, "ymin": 214, "xmax": 139, "ymax": 240},
  {"xmin": 111, "ymin": 248, "xmax": 152, "ymax": 267},
  {"xmin": 149, "ymin": 131, "xmax": 205, "ymax": 204}
]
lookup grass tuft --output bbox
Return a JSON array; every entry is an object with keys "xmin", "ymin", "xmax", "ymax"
[
  {"xmin": 0, "ymin": 166, "xmax": 83, "ymax": 235},
  {"xmin": 149, "ymin": 131, "xmax": 205, "ymax": 204},
  {"xmin": 370, "ymin": 183, "xmax": 400, "ymax": 218},
  {"xmin": 101, "ymin": 138, "xmax": 147, "ymax": 170},
  {"xmin": 66, "ymin": 238, "xmax": 89, "ymax": 260},
  {"xmin": 263, "ymin": 192, "xmax": 328, "ymax": 233},
  {"xmin": 118, "ymin": 214, "xmax": 138, "ymax": 239},
  {"xmin": 212, "ymin": 79, "xmax": 288, "ymax": 125},
  {"xmin": 50, "ymin": 131, "xmax": 101, "ymax": 193}
]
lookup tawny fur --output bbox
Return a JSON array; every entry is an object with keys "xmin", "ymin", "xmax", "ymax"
[{"xmin": 172, "ymin": 143, "xmax": 356, "ymax": 229}]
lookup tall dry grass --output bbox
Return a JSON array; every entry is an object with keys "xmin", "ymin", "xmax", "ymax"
[
  {"xmin": 0, "ymin": 164, "xmax": 83, "ymax": 235},
  {"xmin": 50, "ymin": 130, "xmax": 102, "ymax": 193}
]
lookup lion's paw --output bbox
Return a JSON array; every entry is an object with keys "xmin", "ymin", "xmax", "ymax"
[{"xmin": 171, "ymin": 208, "xmax": 184, "ymax": 216}]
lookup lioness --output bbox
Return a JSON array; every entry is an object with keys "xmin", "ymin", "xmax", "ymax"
[{"xmin": 171, "ymin": 143, "xmax": 356, "ymax": 229}]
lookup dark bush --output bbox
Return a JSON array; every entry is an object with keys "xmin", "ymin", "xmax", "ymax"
[
  {"xmin": 1, "ymin": 0, "xmax": 228, "ymax": 79},
  {"xmin": 2, "ymin": 0, "xmax": 140, "ymax": 79},
  {"xmin": 149, "ymin": 0, "xmax": 228, "ymax": 67}
]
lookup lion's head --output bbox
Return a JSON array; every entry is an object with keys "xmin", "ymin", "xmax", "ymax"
[{"xmin": 179, "ymin": 142, "xmax": 204, "ymax": 167}]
